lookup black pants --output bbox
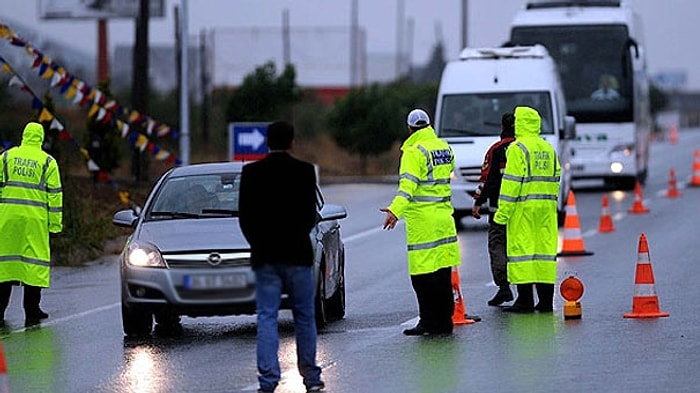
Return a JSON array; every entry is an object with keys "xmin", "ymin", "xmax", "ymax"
[
  {"xmin": 514, "ymin": 283, "xmax": 554, "ymax": 308},
  {"xmin": 410, "ymin": 267, "xmax": 454, "ymax": 333},
  {"xmin": 0, "ymin": 282, "xmax": 42, "ymax": 318},
  {"xmin": 487, "ymin": 218, "xmax": 508, "ymax": 287}
]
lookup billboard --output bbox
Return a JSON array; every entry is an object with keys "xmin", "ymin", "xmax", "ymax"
[{"xmin": 38, "ymin": 0, "xmax": 165, "ymax": 19}]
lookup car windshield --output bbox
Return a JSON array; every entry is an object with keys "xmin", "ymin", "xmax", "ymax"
[{"xmin": 148, "ymin": 173, "xmax": 241, "ymax": 219}]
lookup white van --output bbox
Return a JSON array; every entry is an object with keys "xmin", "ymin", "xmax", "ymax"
[{"xmin": 434, "ymin": 45, "xmax": 575, "ymax": 226}]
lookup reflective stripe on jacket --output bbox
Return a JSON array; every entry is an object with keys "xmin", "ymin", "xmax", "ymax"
[
  {"xmin": 0, "ymin": 123, "xmax": 63, "ymax": 287},
  {"xmin": 493, "ymin": 107, "xmax": 560, "ymax": 284},
  {"xmin": 388, "ymin": 126, "xmax": 461, "ymax": 275}
]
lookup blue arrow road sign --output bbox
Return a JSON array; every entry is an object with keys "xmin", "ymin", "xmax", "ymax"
[{"xmin": 229, "ymin": 122, "xmax": 270, "ymax": 161}]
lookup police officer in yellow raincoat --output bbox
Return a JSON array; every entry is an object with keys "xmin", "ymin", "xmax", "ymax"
[
  {"xmin": 382, "ymin": 109, "xmax": 461, "ymax": 336},
  {"xmin": 0, "ymin": 122, "xmax": 63, "ymax": 327},
  {"xmin": 494, "ymin": 106, "xmax": 560, "ymax": 313}
]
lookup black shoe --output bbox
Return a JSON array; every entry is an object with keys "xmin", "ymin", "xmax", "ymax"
[
  {"xmin": 403, "ymin": 325, "xmax": 429, "ymax": 336},
  {"xmin": 488, "ymin": 286, "xmax": 514, "ymax": 306},
  {"xmin": 25, "ymin": 318, "xmax": 41, "ymax": 328},
  {"xmin": 26, "ymin": 309, "xmax": 49, "ymax": 320},
  {"xmin": 502, "ymin": 304, "xmax": 535, "ymax": 313},
  {"xmin": 535, "ymin": 303, "xmax": 554, "ymax": 312},
  {"xmin": 306, "ymin": 381, "xmax": 325, "ymax": 392},
  {"xmin": 0, "ymin": 319, "xmax": 4, "ymax": 328}
]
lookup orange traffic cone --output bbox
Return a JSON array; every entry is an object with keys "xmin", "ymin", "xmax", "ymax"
[
  {"xmin": 669, "ymin": 124, "xmax": 678, "ymax": 144},
  {"xmin": 598, "ymin": 194, "xmax": 615, "ymax": 233},
  {"xmin": 690, "ymin": 149, "xmax": 700, "ymax": 187},
  {"xmin": 624, "ymin": 233, "xmax": 669, "ymax": 318},
  {"xmin": 627, "ymin": 181, "xmax": 649, "ymax": 214},
  {"xmin": 558, "ymin": 190, "xmax": 594, "ymax": 256},
  {"xmin": 451, "ymin": 267, "xmax": 476, "ymax": 325},
  {"xmin": 0, "ymin": 342, "xmax": 9, "ymax": 393},
  {"xmin": 665, "ymin": 168, "xmax": 681, "ymax": 198}
]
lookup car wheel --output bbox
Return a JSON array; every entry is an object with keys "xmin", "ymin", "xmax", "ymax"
[
  {"xmin": 122, "ymin": 303, "xmax": 153, "ymax": 337},
  {"xmin": 327, "ymin": 253, "xmax": 345, "ymax": 321},
  {"xmin": 315, "ymin": 267, "xmax": 328, "ymax": 331}
]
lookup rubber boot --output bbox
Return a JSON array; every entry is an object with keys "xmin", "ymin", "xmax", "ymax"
[{"xmin": 535, "ymin": 283, "xmax": 554, "ymax": 312}]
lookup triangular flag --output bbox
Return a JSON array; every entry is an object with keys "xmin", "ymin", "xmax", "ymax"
[
  {"xmin": 38, "ymin": 108, "xmax": 54, "ymax": 123},
  {"xmin": 87, "ymin": 159, "xmax": 100, "ymax": 172},
  {"xmin": 50, "ymin": 118, "xmax": 64, "ymax": 131}
]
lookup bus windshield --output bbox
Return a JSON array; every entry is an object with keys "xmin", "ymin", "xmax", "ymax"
[
  {"xmin": 511, "ymin": 24, "xmax": 633, "ymax": 123},
  {"xmin": 438, "ymin": 92, "xmax": 554, "ymax": 137}
]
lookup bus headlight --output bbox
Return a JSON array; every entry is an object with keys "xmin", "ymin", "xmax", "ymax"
[{"xmin": 610, "ymin": 162, "xmax": 624, "ymax": 174}]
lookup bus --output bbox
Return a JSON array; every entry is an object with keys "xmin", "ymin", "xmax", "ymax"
[{"xmin": 508, "ymin": 0, "xmax": 652, "ymax": 189}]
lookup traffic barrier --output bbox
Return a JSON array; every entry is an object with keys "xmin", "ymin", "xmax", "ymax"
[
  {"xmin": 627, "ymin": 181, "xmax": 650, "ymax": 214},
  {"xmin": 690, "ymin": 149, "xmax": 700, "ymax": 187},
  {"xmin": 669, "ymin": 124, "xmax": 678, "ymax": 145},
  {"xmin": 557, "ymin": 190, "xmax": 594, "ymax": 256},
  {"xmin": 451, "ymin": 267, "xmax": 476, "ymax": 325},
  {"xmin": 598, "ymin": 194, "xmax": 615, "ymax": 233},
  {"xmin": 0, "ymin": 342, "xmax": 9, "ymax": 393},
  {"xmin": 665, "ymin": 168, "xmax": 681, "ymax": 198},
  {"xmin": 624, "ymin": 233, "xmax": 669, "ymax": 319},
  {"xmin": 560, "ymin": 275, "xmax": 584, "ymax": 320}
]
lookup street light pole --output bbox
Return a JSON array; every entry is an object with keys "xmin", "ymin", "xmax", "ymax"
[{"xmin": 179, "ymin": 0, "xmax": 190, "ymax": 165}]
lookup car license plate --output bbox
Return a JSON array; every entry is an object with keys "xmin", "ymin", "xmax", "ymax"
[
  {"xmin": 571, "ymin": 164, "xmax": 585, "ymax": 172},
  {"xmin": 184, "ymin": 274, "xmax": 246, "ymax": 290}
]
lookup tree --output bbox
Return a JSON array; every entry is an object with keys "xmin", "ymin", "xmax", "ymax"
[
  {"xmin": 226, "ymin": 61, "xmax": 300, "ymax": 122},
  {"xmin": 327, "ymin": 81, "xmax": 438, "ymax": 175}
]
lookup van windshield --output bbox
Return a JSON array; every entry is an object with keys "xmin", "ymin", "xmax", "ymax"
[{"xmin": 438, "ymin": 92, "xmax": 554, "ymax": 137}]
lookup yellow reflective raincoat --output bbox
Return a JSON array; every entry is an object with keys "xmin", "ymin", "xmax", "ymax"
[
  {"xmin": 388, "ymin": 126, "xmax": 461, "ymax": 275},
  {"xmin": 0, "ymin": 122, "xmax": 63, "ymax": 287},
  {"xmin": 493, "ymin": 107, "xmax": 560, "ymax": 284}
]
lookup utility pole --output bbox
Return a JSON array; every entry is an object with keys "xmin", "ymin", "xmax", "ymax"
[
  {"xmin": 461, "ymin": 0, "xmax": 469, "ymax": 50},
  {"xmin": 395, "ymin": 0, "xmax": 405, "ymax": 79},
  {"xmin": 179, "ymin": 0, "xmax": 190, "ymax": 165},
  {"xmin": 350, "ymin": 0, "xmax": 358, "ymax": 87},
  {"xmin": 282, "ymin": 9, "xmax": 290, "ymax": 65},
  {"xmin": 200, "ymin": 29, "xmax": 209, "ymax": 142},
  {"xmin": 131, "ymin": 0, "xmax": 150, "ymax": 182},
  {"xmin": 97, "ymin": 19, "xmax": 109, "ymax": 82}
]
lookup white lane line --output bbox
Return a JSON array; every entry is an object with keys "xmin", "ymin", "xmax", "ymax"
[
  {"xmin": 343, "ymin": 222, "xmax": 403, "ymax": 244},
  {"xmin": 6, "ymin": 302, "xmax": 119, "ymax": 334}
]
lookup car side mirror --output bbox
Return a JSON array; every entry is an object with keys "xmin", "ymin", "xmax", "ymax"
[
  {"xmin": 562, "ymin": 116, "xmax": 576, "ymax": 140},
  {"xmin": 113, "ymin": 209, "xmax": 139, "ymax": 228},
  {"xmin": 317, "ymin": 204, "xmax": 348, "ymax": 222}
]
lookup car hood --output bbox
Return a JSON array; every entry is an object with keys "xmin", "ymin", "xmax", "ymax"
[{"xmin": 135, "ymin": 218, "xmax": 250, "ymax": 252}]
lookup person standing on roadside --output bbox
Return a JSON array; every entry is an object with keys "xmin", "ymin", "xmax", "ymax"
[
  {"xmin": 381, "ymin": 109, "xmax": 461, "ymax": 336},
  {"xmin": 472, "ymin": 113, "xmax": 516, "ymax": 307},
  {"xmin": 494, "ymin": 107, "xmax": 561, "ymax": 313},
  {"xmin": 0, "ymin": 122, "xmax": 63, "ymax": 328},
  {"xmin": 238, "ymin": 121, "xmax": 325, "ymax": 393}
]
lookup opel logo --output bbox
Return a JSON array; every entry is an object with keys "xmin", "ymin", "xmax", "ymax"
[{"xmin": 207, "ymin": 252, "xmax": 222, "ymax": 266}]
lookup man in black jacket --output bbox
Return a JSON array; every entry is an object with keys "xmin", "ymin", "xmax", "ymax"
[{"xmin": 239, "ymin": 121, "xmax": 324, "ymax": 393}]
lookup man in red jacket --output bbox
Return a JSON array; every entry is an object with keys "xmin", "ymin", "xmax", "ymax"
[{"xmin": 472, "ymin": 113, "xmax": 515, "ymax": 306}]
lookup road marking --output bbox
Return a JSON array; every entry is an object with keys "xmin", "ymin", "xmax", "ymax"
[
  {"xmin": 5, "ymin": 302, "xmax": 119, "ymax": 335},
  {"xmin": 343, "ymin": 221, "xmax": 404, "ymax": 244}
]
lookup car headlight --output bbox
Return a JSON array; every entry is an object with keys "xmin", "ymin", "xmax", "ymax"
[
  {"xmin": 125, "ymin": 241, "xmax": 166, "ymax": 268},
  {"xmin": 609, "ymin": 144, "xmax": 634, "ymax": 157}
]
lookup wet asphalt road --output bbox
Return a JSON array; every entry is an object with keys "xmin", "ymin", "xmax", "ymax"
[{"xmin": 2, "ymin": 130, "xmax": 700, "ymax": 393}]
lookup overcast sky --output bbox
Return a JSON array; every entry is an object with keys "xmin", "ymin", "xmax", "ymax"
[{"xmin": 1, "ymin": 0, "xmax": 698, "ymax": 89}]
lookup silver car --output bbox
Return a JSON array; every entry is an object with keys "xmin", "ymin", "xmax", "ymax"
[{"xmin": 112, "ymin": 162, "xmax": 347, "ymax": 337}]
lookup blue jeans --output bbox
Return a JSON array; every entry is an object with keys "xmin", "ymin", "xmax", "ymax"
[{"xmin": 255, "ymin": 264, "xmax": 322, "ymax": 392}]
